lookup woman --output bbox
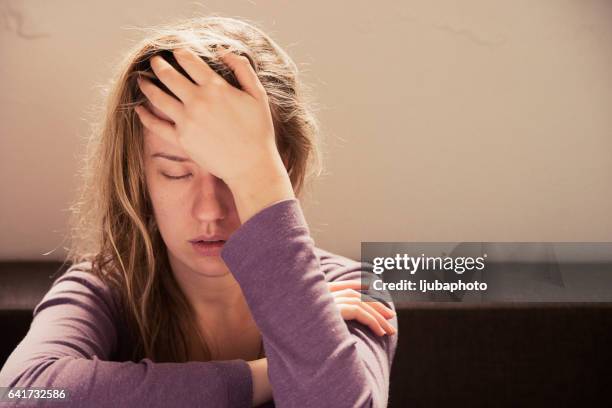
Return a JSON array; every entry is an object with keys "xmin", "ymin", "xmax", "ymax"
[{"xmin": 0, "ymin": 16, "xmax": 397, "ymax": 407}]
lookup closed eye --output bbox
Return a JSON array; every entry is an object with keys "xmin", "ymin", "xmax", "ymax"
[{"xmin": 162, "ymin": 172, "xmax": 193, "ymax": 180}]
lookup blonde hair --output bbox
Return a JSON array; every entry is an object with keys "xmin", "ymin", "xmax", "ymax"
[{"xmin": 65, "ymin": 15, "xmax": 322, "ymax": 362}]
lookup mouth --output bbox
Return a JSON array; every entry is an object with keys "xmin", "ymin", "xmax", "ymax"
[
  {"xmin": 190, "ymin": 239, "xmax": 226, "ymax": 256},
  {"xmin": 188, "ymin": 234, "xmax": 227, "ymax": 244}
]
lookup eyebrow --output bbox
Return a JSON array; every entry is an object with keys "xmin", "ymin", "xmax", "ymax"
[{"xmin": 151, "ymin": 153, "xmax": 193, "ymax": 163}]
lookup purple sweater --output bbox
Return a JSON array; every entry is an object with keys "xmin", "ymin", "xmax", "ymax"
[{"xmin": 0, "ymin": 199, "xmax": 398, "ymax": 407}]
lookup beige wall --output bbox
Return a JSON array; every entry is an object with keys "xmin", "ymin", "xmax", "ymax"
[{"xmin": 1, "ymin": 0, "xmax": 611, "ymax": 261}]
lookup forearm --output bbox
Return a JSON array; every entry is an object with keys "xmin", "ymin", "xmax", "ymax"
[
  {"xmin": 221, "ymin": 200, "xmax": 382, "ymax": 407},
  {"xmin": 0, "ymin": 270, "xmax": 255, "ymax": 407},
  {"xmin": 1, "ymin": 353, "xmax": 253, "ymax": 408},
  {"xmin": 247, "ymin": 358, "xmax": 272, "ymax": 407}
]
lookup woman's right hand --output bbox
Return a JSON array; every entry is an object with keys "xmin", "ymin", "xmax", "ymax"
[{"xmin": 328, "ymin": 280, "xmax": 397, "ymax": 336}]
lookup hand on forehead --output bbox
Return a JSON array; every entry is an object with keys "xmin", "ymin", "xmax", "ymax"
[
  {"xmin": 145, "ymin": 101, "xmax": 174, "ymax": 124},
  {"xmin": 141, "ymin": 101, "xmax": 189, "ymax": 158}
]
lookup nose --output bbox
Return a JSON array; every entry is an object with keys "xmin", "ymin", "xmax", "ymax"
[{"xmin": 191, "ymin": 173, "xmax": 228, "ymax": 223}]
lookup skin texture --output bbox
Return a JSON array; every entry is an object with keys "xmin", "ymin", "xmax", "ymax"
[{"xmin": 136, "ymin": 48, "xmax": 396, "ymax": 406}]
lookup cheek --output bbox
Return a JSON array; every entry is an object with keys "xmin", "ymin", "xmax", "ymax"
[
  {"xmin": 146, "ymin": 176, "xmax": 184, "ymax": 232},
  {"xmin": 149, "ymin": 194, "xmax": 188, "ymax": 249}
]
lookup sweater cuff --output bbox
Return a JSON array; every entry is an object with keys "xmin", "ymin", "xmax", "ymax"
[{"xmin": 207, "ymin": 359, "xmax": 253, "ymax": 407}]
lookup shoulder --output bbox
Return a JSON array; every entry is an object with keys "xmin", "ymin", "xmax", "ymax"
[
  {"xmin": 33, "ymin": 260, "xmax": 122, "ymax": 322},
  {"xmin": 314, "ymin": 247, "xmax": 370, "ymax": 282},
  {"xmin": 314, "ymin": 246, "xmax": 399, "ymax": 362},
  {"xmin": 314, "ymin": 246, "xmax": 395, "ymax": 307},
  {"xmin": 314, "ymin": 247, "xmax": 396, "ymax": 308}
]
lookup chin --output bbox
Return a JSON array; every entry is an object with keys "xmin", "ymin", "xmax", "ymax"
[
  {"xmin": 193, "ymin": 266, "xmax": 231, "ymax": 278},
  {"xmin": 193, "ymin": 257, "xmax": 230, "ymax": 275}
]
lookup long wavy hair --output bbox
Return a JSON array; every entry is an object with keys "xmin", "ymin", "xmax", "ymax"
[{"xmin": 65, "ymin": 15, "xmax": 322, "ymax": 363}]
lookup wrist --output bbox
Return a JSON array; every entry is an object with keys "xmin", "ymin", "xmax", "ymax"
[
  {"xmin": 226, "ymin": 159, "xmax": 295, "ymax": 224},
  {"xmin": 247, "ymin": 357, "xmax": 272, "ymax": 406}
]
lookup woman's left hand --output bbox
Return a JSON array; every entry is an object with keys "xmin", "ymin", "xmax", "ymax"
[
  {"xmin": 135, "ymin": 48, "xmax": 286, "ymax": 188},
  {"xmin": 328, "ymin": 280, "xmax": 397, "ymax": 336}
]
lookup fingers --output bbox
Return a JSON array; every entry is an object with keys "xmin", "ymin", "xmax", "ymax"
[
  {"xmin": 337, "ymin": 299, "xmax": 397, "ymax": 336},
  {"xmin": 359, "ymin": 295, "xmax": 396, "ymax": 319},
  {"xmin": 359, "ymin": 300, "xmax": 397, "ymax": 335},
  {"xmin": 137, "ymin": 76, "xmax": 184, "ymax": 124},
  {"xmin": 149, "ymin": 55, "xmax": 197, "ymax": 104},
  {"xmin": 338, "ymin": 302, "xmax": 385, "ymax": 336},
  {"xmin": 218, "ymin": 51, "xmax": 267, "ymax": 100},
  {"xmin": 327, "ymin": 280, "xmax": 369, "ymax": 292},
  {"xmin": 134, "ymin": 104, "xmax": 177, "ymax": 144},
  {"xmin": 329, "ymin": 280, "xmax": 398, "ymax": 337},
  {"xmin": 172, "ymin": 48, "xmax": 219, "ymax": 87},
  {"xmin": 335, "ymin": 296, "xmax": 397, "ymax": 336},
  {"xmin": 328, "ymin": 283, "xmax": 395, "ymax": 318}
]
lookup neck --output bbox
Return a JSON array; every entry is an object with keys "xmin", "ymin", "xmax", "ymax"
[
  {"xmin": 168, "ymin": 253, "xmax": 249, "ymax": 321},
  {"xmin": 168, "ymin": 253, "xmax": 263, "ymax": 361}
]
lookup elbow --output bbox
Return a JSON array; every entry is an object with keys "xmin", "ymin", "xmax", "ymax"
[{"xmin": 0, "ymin": 357, "xmax": 62, "ymax": 389}]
